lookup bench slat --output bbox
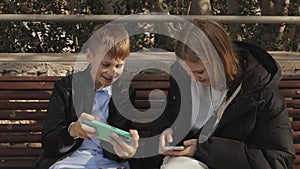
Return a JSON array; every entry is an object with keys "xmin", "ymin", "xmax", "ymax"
[
  {"xmin": 0, "ymin": 111, "xmax": 46, "ymax": 120},
  {"xmin": 0, "ymin": 76, "xmax": 60, "ymax": 82},
  {"xmin": 130, "ymin": 81, "xmax": 170, "ymax": 89},
  {"xmin": 134, "ymin": 100, "xmax": 166, "ymax": 109},
  {"xmin": 279, "ymin": 81, "xmax": 300, "ymax": 88},
  {"xmin": 1, "ymin": 75, "xmax": 300, "ymax": 169},
  {"xmin": 0, "ymin": 134, "xmax": 41, "ymax": 143},
  {"xmin": 285, "ymin": 100, "xmax": 300, "ymax": 109},
  {"xmin": 288, "ymin": 109, "xmax": 300, "ymax": 118},
  {"xmin": 0, "ymin": 102, "xmax": 49, "ymax": 110},
  {"xmin": 0, "ymin": 159, "xmax": 38, "ymax": 168},
  {"xmin": 135, "ymin": 91, "xmax": 168, "ymax": 100},
  {"xmin": 0, "ymin": 91, "xmax": 52, "ymax": 100},
  {"xmin": 0, "ymin": 147, "xmax": 43, "ymax": 157},
  {"xmin": 281, "ymin": 89, "xmax": 300, "ymax": 98},
  {"xmin": 0, "ymin": 82, "xmax": 55, "ymax": 90},
  {"xmin": 292, "ymin": 121, "xmax": 300, "ymax": 130},
  {"xmin": 0, "ymin": 124, "xmax": 43, "ymax": 132}
]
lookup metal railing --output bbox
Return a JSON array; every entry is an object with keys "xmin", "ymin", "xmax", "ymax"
[{"xmin": 0, "ymin": 14, "xmax": 299, "ymax": 24}]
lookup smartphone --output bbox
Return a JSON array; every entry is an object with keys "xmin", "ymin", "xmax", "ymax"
[
  {"xmin": 162, "ymin": 146, "xmax": 185, "ymax": 151},
  {"xmin": 82, "ymin": 119, "xmax": 132, "ymax": 144}
]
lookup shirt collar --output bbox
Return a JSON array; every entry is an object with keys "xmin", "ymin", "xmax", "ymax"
[{"xmin": 96, "ymin": 85, "xmax": 112, "ymax": 97}]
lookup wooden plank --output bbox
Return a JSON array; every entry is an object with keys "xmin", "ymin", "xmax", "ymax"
[
  {"xmin": 0, "ymin": 134, "xmax": 41, "ymax": 143},
  {"xmin": 130, "ymin": 81, "xmax": 170, "ymax": 89},
  {"xmin": 279, "ymin": 81, "xmax": 300, "ymax": 89},
  {"xmin": 280, "ymin": 89, "xmax": 300, "ymax": 98},
  {"xmin": 0, "ymin": 159, "xmax": 37, "ymax": 168},
  {"xmin": 295, "ymin": 155, "xmax": 300, "ymax": 164},
  {"xmin": 0, "ymin": 82, "xmax": 55, "ymax": 90},
  {"xmin": 134, "ymin": 100, "xmax": 166, "ymax": 109},
  {"xmin": 124, "ymin": 73, "xmax": 170, "ymax": 81},
  {"xmin": 0, "ymin": 91, "xmax": 52, "ymax": 100},
  {"xmin": 288, "ymin": 109, "xmax": 300, "ymax": 118},
  {"xmin": 0, "ymin": 147, "xmax": 43, "ymax": 157},
  {"xmin": 292, "ymin": 121, "xmax": 300, "ymax": 130},
  {"xmin": 285, "ymin": 100, "xmax": 300, "ymax": 109},
  {"xmin": 0, "ymin": 124, "xmax": 43, "ymax": 132},
  {"xmin": 294, "ymin": 144, "xmax": 300, "ymax": 153},
  {"xmin": 0, "ymin": 111, "xmax": 46, "ymax": 120},
  {"xmin": 282, "ymin": 75, "xmax": 300, "ymax": 80},
  {"xmin": 0, "ymin": 102, "xmax": 49, "ymax": 110},
  {"xmin": 135, "ymin": 90, "xmax": 168, "ymax": 100},
  {"xmin": 0, "ymin": 76, "xmax": 60, "ymax": 82}
]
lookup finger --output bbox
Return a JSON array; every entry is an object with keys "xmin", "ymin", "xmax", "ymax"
[
  {"xmin": 158, "ymin": 134, "xmax": 166, "ymax": 154},
  {"xmin": 164, "ymin": 148, "xmax": 189, "ymax": 156},
  {"xmin": 107, "ymin": 136, "xmax": 130, "ymax": 158},
  {"xmin": 166, "ymin": 134, "xmax": 173, "ymax": 143},
  {"xmin": 81, "ymin": 124, "xmax": 97, "ymax": 133},
  {"xmin": 129, "ymin": 129, "xmax": 139, "ymax": 148},
  {"xmin": 111, "ymin": 133, "xmax": 129, "ymax": 148},
  {"xmin": 183, "ymin": 139, "xmax": 197, "ymax": 146},
  {"xmin": 77, "ymin": 129, "xmax": 89, "ymax": 138}
]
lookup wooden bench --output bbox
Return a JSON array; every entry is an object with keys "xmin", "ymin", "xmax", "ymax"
[{"xmin": 0, "ymin": 73, "xmax": 299, "ymax": 168}]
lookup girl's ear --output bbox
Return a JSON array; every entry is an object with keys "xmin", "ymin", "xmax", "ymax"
[{"xmin": 86, "ymin": 48, "xmax": 93, "ymax": 64}]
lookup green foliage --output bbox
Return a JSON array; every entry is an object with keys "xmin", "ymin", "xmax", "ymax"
[{"xmin": 0, "ymin": 0, "xmax": 299, "ymax": 52}]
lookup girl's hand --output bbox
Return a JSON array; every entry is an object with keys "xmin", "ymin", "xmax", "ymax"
[
  {"xmin": 159, "ymin": 128, "xmax": 174, "ymax": 154},
  {"xmin": 107, "ymin": 129, "xmax": 139, "ymax": 159},
  {"xmin": 162, "ymin": 139, "xmax": 198, "ymax": 157}
]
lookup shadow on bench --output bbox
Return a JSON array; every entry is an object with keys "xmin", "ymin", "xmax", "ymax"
[{"xmin": 0, "ymin": 74, "xmax": 299, "ymax": 168}]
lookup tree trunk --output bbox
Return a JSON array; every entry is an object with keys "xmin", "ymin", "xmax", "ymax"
[
  {"xmin": 226, "ymin": 0, "xmax": 241, "ymax": 41},
  {"xmin": 291, "ymin": 0, "xmax": 300, "ymax": 51},
  {"xmin": 102, "ymin": 0, "xmax": 120, "ymax": 14},
  {"xmin": 189, "ymin": 0, "xmax": 212, "ymax": 15},
  {"xmin": 260, "ymin": 0, "xmax": 290, "ymax": 50}
]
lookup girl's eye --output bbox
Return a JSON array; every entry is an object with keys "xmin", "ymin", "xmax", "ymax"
[{"xmin": 194, "ymin": 70, "xmax": 204, "ymax": 75}]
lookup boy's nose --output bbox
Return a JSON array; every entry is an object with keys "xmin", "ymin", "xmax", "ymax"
[{"xmin": 108, "ymin": 67, "xmax": 116, "ymax": 75}]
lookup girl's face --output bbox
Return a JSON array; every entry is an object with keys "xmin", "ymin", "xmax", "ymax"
[
  {"xmin": 87, "ymin": 50, "xmax": 125, "ymax": 89},
  {"xmin": 183, "ymin": 60, "xmax": 210, "ymax": 86}
]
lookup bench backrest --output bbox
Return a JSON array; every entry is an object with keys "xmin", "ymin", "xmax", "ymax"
[{"xmin": 0, "ymin": 74, "xmax": 299, "ymax": 168}]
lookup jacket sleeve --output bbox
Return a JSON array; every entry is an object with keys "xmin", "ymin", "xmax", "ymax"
[
  {"xmin": 42, "ymin": 80, "xmax": 82, "ymax": 157},
  {"xmin": 193, "ymin": 86, "xmax": 295, "ymax": 169}
]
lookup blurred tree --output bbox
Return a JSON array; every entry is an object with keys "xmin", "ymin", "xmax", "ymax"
[{"xmin": 0, "ymin": 0, "xmax": 299, "ymax": 52}]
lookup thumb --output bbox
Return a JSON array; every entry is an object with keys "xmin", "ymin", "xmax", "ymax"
[
  {"xmin": 129, "ymin": 129, "xmax": 139, "ymax": 139},
  {"xmin": 183, "ymin": 139, "xmax": 197, "ymax": 147},
  {"xmin": 129, "ymin": 129, "xmax": 139, "ymax": 148}
]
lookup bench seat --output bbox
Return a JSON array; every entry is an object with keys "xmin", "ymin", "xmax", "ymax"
[{"xmin": 0, "ymin": 74, "xmax": 299, "ymax": 168}]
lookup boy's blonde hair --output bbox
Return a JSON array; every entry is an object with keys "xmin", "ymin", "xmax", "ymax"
[
  {"xmin": 86, "ymin": 24, "xmax": 130, "ymax": 61},
  {"xmin": 175, "ymin": 19, "xmax": 240, "ymax": 86}
]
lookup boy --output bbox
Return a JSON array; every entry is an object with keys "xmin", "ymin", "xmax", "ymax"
[{"xmin": 36, "ymin": 24, "xmax": 139, "ymax": 169}]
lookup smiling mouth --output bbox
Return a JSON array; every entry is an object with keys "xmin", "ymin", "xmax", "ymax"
[{"xmin": 103, "ymin": 76, "xmax": 113, "ymax": 81}]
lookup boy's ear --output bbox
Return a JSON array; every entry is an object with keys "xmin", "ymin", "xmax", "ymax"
[{"xmin": 86, "ymin": 48, "xmax": 93, "ymax": 63}]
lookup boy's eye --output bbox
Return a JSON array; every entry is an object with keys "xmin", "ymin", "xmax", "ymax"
[
  {"xmin": 102, "ymin": 63, "xmax": 110, "ymax": 67},
  {"xmin": 116, "ymin": 64, "xmax": 124, "ymax": 69}
]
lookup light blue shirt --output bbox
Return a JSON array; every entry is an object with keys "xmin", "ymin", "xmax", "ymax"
[{"xmin": 50, "ymin": 86, "xmax": 130, "ymax": 169}]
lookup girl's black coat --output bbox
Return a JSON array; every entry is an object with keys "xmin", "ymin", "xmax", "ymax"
[{"xmin": 152, "ymin": 42, "xmax": 295, "ymax": 169}]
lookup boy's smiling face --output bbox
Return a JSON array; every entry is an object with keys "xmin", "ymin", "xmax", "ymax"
[{"xmin": 87, "ymin": 49, "xmax": 125, "ymax": 89}]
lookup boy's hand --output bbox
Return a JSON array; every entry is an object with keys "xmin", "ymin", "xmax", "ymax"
[
  {"xmin": 107, "ymin": 129, "xmax": 139, "ymax": 159},
  {"xmin": 162, "ymin": 139, "xmax": 197, "ymax": 157},
  {"xmin": 159, "ymin": 128, "xmax": 173, "ymax": 154},
  {"xmin": 69, "ymin": 112, "xmax": 100, "ymax": 139}
]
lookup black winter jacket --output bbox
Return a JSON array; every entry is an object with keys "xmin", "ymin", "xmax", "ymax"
[
  {"xmin": 152, "ymin": 42, "xmax": 295, "ymax": 169},
  {"xmin": 35, "ymin": 66, "xmax": 135, "ymax": 169}
]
